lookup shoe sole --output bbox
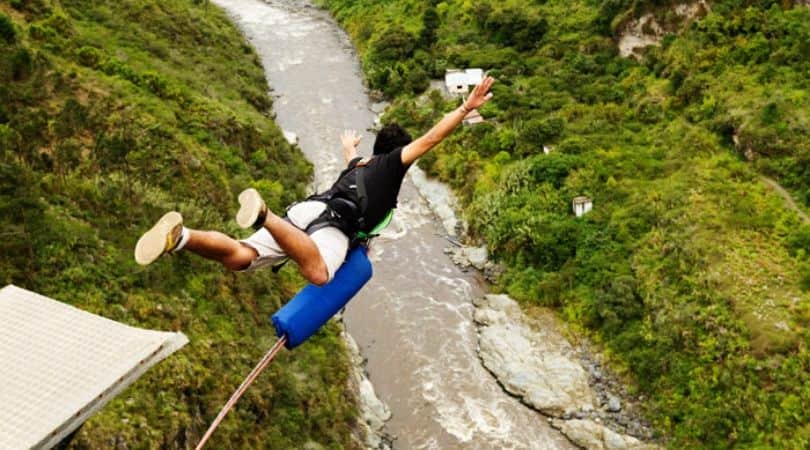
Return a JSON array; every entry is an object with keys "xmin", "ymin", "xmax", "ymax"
[
  {"xmin": 236, "ymin": 188, "xmax": 263, "ymax": 229},
  {"xmin": 134, "ymin": 211, "xmax": 183, "ymax": 266}
]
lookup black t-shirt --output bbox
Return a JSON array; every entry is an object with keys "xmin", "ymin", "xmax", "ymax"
[
  {"xmin": 359, "ymin": 146, "xmax": 410, "ymax": 230},
  {"xmin": 316, "ymin": 147, "xmax": 410, "ymax": 233}
]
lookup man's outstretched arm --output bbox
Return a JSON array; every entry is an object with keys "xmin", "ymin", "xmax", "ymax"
[{"xmin": 401, "ymin": 76, "xmax": 495, "ymax": 166}]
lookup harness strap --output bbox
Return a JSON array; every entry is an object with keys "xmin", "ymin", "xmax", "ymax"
[
  {"xmin": 355, "ymin": 161, "xmax": 369, "ymax": 215},
  {"xmin": 302, "ymin": 160, "xmax": 369, "ymax": 239}
]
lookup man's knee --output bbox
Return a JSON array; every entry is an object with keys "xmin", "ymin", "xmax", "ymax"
[
  {"xmin": 223, "ymin": 245, "xmax": 258, "ymax": 271},
  {"xmin": 224, "ymin": 257, "xmax": 252, "ymax": 272},
  {"xmin": 302, "ymin": 260, "xmax": 329, "ymax": 286}
]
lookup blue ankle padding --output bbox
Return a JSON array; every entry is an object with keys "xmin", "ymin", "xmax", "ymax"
[{"xmin": 271, "ymin": 247, "xmax": 372, "ymax": 349}]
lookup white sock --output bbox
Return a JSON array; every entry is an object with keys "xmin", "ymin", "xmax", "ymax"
[{"xmin": 173, "ymin": 227, "xmax": 191, "ymax": 252}]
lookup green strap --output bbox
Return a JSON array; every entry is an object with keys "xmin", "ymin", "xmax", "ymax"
[{"xmin": 357, "ymin": 210, "xmax": 394, "ymax": 239}]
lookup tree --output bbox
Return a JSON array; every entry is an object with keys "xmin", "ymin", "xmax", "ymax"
[
  {"xmin": 419, "ymin": 7, "xmax": 439, "ymax": 49},
  {"xmin": 0, "ymin": 13, "xmax": 15, "ymax": 43},
  {"xmin": 370, "ymin": 25, "xmax": 416, "ymax": 62}
]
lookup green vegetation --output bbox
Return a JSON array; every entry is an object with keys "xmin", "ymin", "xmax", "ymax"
[
  {"xmin": 0, "ymin": 0, "xmax": 360, "ymax": 448},
  {"xmin": 317, "ymin": 0, "xmax": 809, "ymax": 447}
]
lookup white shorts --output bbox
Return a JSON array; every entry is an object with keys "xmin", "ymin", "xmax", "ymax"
[{"xmin": 240, "ymin": 201, "xmax": 349, "ymax": 282}]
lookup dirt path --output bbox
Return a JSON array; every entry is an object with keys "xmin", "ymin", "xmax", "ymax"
[{"xmin": 760, "ymin": 176, "xmax": 809, "ymax": 223}]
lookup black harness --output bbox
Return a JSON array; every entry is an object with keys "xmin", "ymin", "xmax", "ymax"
[
  {"xmin": 272, "ymin": 157, "xmax": 377, "ymax": 276},
  {"xmin": 303, "ymin": 156, "xmax": 369, "ymax": 243}
]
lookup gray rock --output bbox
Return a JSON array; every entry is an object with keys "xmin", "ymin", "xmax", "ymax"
[
  {"xmin": 463, "ymin": 246, "xmax": 488, "ymax": 270},
  {"xmin": 474, "ymin": 292, "xmax": 659, "ymax": 449},
  {"xmin": 480, "ymin": 294, "xmax": 520, "ymax": 315},
  {"xmin": 472, "ymin": 308, "xmax": 506, "ymax": 326},
  {"xmin": 342, "ymin": 331, "xmax": 391, "ymax": 450},
  {"xmin": 282, "ymin": 130, "xmax": 299, "ymax": 145},
  {"xmin": 407, "ymin": 165, "xmax": 462, "ymax": 236},
  {"xmin": 607, "ymin": 395, "xmax": 622, "ymax": 412},
  {"xmin": 552, "ymin": 419, "xmax": 659, "ymax": 450},
  {"xmin": 476, "ymin": 295, "xmax": 596, "ymax": 416}
]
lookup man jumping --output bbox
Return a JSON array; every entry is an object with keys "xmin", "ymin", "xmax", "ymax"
[{"xmin": 135, "ymin": 76, "xmax": 495, "ymax": 284}]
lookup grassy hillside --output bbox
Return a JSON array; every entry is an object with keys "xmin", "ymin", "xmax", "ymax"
[
  {"xmin": 316, "ymin": 0, "xmax": 809, "ymax": 448},
  {"xmin": 0, "ymin": 0, "xmax": 361, "ymax": 448}
]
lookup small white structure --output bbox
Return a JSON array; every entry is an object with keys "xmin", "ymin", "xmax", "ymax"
[
  {"xmin": 282, "ymin": 130, "xmax": 299, "ymax": 146},
  {"xmin": 543, "ymin": 145, "xmax": 552, "ymax": 155},
  {"xmin": 572, "ymin": 196, "xmax": 593, "ymax": 217},
  {"xmin": 444, "ymin": 68, "xmax": 484, "ymax": 96},
  {"xmin": 0, "ymin": 285, "xmax": 188, "ymax": 449},
  {"xmin": 462, "ymin": 109, "xmax": 485, "ymax": 126}
]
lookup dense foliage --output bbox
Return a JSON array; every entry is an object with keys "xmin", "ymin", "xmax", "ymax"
[
  {"xmin": 317, "ymin": 0, "xmax": 809, "ymax": 448},
  {"xmin": 0, "ymin": 0, "xmax": 361, "ymax": 448}
]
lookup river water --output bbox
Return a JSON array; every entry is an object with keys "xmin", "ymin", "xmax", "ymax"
[{"xmin": 212, "ymin": 1, "xmax": 573, "ymax": 448}]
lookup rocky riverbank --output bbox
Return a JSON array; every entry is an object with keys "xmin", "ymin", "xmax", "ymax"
[
  {"xmin": 473, "ymin": 294, "xmax": 658, "ymax": 450},
  {"xmin": 409, "ymin": 169, "xmax": 661, "ymax": 450},
  {"xmin": 340, "ymin": 326, "xmax": 393, "ymax": 450}
]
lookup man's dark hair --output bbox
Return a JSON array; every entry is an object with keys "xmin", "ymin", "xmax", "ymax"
[{"xmin": 373, "ymin": 123, "xmax": 412, "ymax": 155}]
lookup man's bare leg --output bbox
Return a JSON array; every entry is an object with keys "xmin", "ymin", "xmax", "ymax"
[
  {"xmin": 183, "ymin": 230, "xmax": 258, "ymax": 271},
  {"xmin": 135, "ymin": 212, "xmax": 257, "ymax": 269},
  {"xmin": 260, "ymin": 211, "xmax": 329, "ymax": 286},
  {"xmin": 135, "ymin": 203, "xmax": 326, "ymax": 281},
  {"xmin": 235, "ymin": 187, "xmax": 330, "ymax": 285}
]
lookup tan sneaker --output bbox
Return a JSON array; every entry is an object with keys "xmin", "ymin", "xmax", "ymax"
[
  {"xmin": 236, "ymin": 188, "xmax": 267, "ymax": 229},
  {"xmin": 134, "ymin": 211, "xmax": 184, "ymax": 266}
]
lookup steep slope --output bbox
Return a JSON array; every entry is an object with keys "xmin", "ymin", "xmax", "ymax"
[
  {"xmin": 0, "ymin": 0, "xmax": 360, "ymax": 448},
  {"xmin": 316, "ymin": 0, "xmax": 810, "ymax": 448}
]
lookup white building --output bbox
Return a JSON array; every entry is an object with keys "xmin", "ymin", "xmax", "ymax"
[
  {"xmin": 572, "ymin": 196, "xmax": 593, "ymax": 217},
  {"xmin": 444, "ymin": 68, "xmax": 484, "ymax": 96},
  {"xmin": 543, "ymin": 145, "xmax": 552, "ymax": 155}
]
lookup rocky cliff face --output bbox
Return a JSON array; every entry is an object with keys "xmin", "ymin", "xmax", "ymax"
[{"xmin": 617, "ymin": 1, "xmax": 710, "ymax": 57}]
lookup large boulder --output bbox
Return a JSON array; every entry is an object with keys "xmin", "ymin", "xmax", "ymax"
[{"xmin": 475, "ymin": 294, "xmax": 596, "ymax": 416}]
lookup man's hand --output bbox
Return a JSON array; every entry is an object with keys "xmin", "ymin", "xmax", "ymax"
[
  {"xmin": 341, "ymin": 129, "xmax": 362, "ymax": 163},
  {"xmin": 463, "ymin": 75, "xmax": 495, "ymax": 111},
  {"xmin": 342, "ymin": 129, "xmax": 362, "ymax": 149},
  {"xmin": 401, "ymin": 76, "xmax": 496, "ymax": 166}
]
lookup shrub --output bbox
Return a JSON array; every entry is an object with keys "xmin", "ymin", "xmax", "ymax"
[
  {"xmin": 76, "ymin": 46, "xmax": 102, "ymax": 67},
  {"xmin": 786, "ymin": 224, "xmax": 810, "ymax": 257},
  {"xmin": 556, "ymin": 136, "xmax": 591, "ymax": 155},
  {"xmin": 419, "ymin": 7, "xmax": 438, "ymax": 48},
  {"xmin": 0, "ymin": 124, "xmax": 20, "ymax": 153},
  {"xmin": 0, "ymin": 14, "xmax": 15, "ymax": 43},
  {"xmin": 11, "ymin": 47, "xmax": 33, "ymax": 80},
  {"xmin": 516, "ymin": 116, "xmax": 566, "ymax": 155},
  {"xmin": 527, "ymin": 153, "xmax": 581, "ymax": 188},
  {"xmin": 10, "ymin": 0, "xmax": 50, "ymax": 16},
  {"xmin": 53, "ymin": 99, "xmax": 87, "ymax": 138},
  {"xmin": 370, "ymin": 25, "xmax": 415, "ymax": 62},
  {"xmin": 484, "ymin": 7, "xmax": 547, "ymax": 50},
  {"xmin": 28, "ymin": 23, "xmax": 55, "ymax": 40},
  {"xmin": 42, "ymin": 12, "xmax": 74, "ymax": 37}
]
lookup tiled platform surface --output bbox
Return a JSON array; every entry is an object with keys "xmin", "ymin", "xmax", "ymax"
[{"xmin": 0, "ymin": 285, "xmax": 188, "ymax": 449}]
